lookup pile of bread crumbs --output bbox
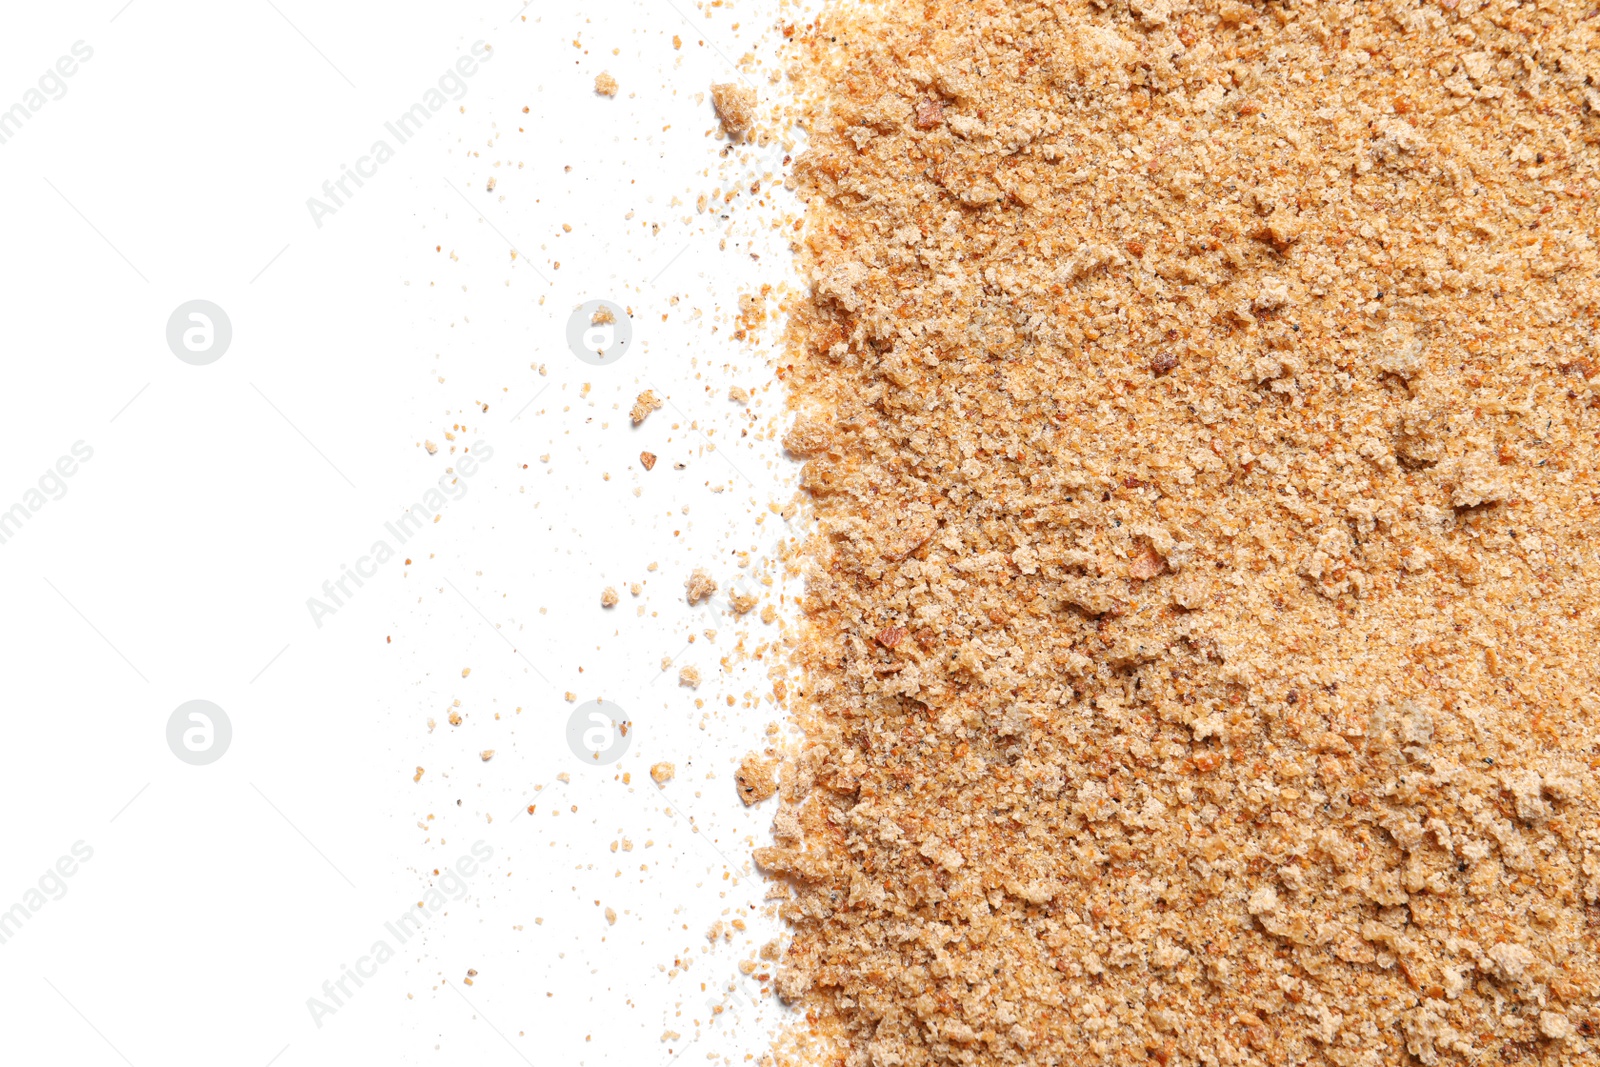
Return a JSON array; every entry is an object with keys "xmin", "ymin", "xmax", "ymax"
[{"xmin": 762, "ymin": 1, "xmax": 1600, "ymax": 1065}]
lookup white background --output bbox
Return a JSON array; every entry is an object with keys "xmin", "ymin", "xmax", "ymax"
[{"xmin": 0, "ymin": 1, "xmax": 809, "ymax": 1064}]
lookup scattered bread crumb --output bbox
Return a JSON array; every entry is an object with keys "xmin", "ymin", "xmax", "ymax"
[
  {"xmin": 709, "ymin": 82, "xmax": 756, "ymax": 140},
  {"xmin": 684, "ymin": 568, "xmax": 717, "ymax": 604},
  {"xmin": 630, "ymin": 390, "xmax": 662, "ymax": 425},
  {"xmin": 735, "ymin": 752, "xmax": 776, "ymax": 806}
]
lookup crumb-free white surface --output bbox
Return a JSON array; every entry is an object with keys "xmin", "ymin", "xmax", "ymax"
[{"xmin": 0, "ymin": 2, "xmax": 808, "ymax": 1064}]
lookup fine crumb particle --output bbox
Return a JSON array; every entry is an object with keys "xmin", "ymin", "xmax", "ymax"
[
  {"xmin": 734, "ymin": 752, "xmax": 776, "ymax": 807},
  {"xmin": 728, "ymin": 386, "xmax": 750, "ymax": 404},
  {"xmin": 677, "ymin": 665, "xmax": 701, "ymax": 689},
  {"xmin": 478, "ymin": 750, "xmax": 494, "ymax": 762},
  {"xmin": 461, "ymin": 668, "xmax": 471, "ymax": 678},
  {"xmin": 413, "ymin": 766, "xmax": 424, "ymax": 783},
  {"xmin": 684, "ymin": 568, "xmax": 717, "ymax": 604},
  {"xmin": 640, "ymin": 450, "xmax": 657, "ymax": 471},
  {"xmin": 630, "ymin": 390, "xmax": 662, "ymax": 425},
  {"xmin": 603, "ymin": 906, "xmax": 616, "ymax": 925},
  {"xmin": 425, "ymin": 440, "xmax": 438, "ymax": 454},
  {"xmin": 591, "ymin": 304, "xmax": 614, "ymax": 326},
  {"xmin": 1540, "ymin": 1011, "xmax": 1575, "ymax": 1042},
  {"xmin": 600, "ymin": 586, "xmax": 619, "ymax": 608},
  {"xmin": 650, "ymin": 761, "xmax": 675, "ymax": 784},
  {"xmin": 709, "ymin": 82, "xmax": 756, "ymax": 140},
  {"xmin": 594, "ymin": 71, "xmax": 618, "ymax": 97}
]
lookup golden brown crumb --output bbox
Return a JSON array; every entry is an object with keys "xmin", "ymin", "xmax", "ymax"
[
  {"xmin": 729, "ymin": 385, "xmax": 750, "ymax": 404},
  {"xmin": 591, "ymin": 304, "xmax": 615, "ymax": 326},
  {"xmin": 650, "ymin": 761, "xmax": 675, "ymax": 784},
  {"xmin": 600, "ymin": 586, "xmax": 619, "ymax": 608},
  {"xmin": 478, "ymin": 750, "xmax": 493, "ymax": 762},
  {"xmin": 630, "ymin": 389, "xmax": 662, "ymax": 425},
  {"xmin": 684, "ymin": 568, "xmax": 717, "ymax": 604},
  {"xmin": 709, "ymin": 82, "xmax": 756, "ymax": 140},
  {"xmin": 594, "ymin": 71, "xmax": 618, "ymax": 97},
  {"xmin": 640, "ymin": 450, "xmax": 657, "ymax": 471},
  {"xmin": 677, "ymin": 665, "xmax": 701, "ymax": 689},
  {"xmin": 734, "ymin": 752, "xmax": 776, "ymax": 806}
]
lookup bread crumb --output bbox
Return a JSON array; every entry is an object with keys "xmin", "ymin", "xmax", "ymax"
[
  {"xmin": 594, "ymin": 71, "xmax": 618, "ymax": 97},
  {"xmin": 709, "ymin": 82, "xmax": 756, "ymax": 140},
  {"xmin": 684, "ymin": 568, "xmax": 717, "ymax": 604},
  {"xmin": 1540, "ymin": 1011, "xmax": 1575, "ymax": 1042},
  {"xmin": 650, "ymin": 761, "xmax": 675, "ymax": 784},
  {"xmin": 630, "ymin": 390, "xmax": 662, "ymax": 425},
  {"xmin": 735, "ymin": 752, "xmax": 776, "ymax": 806},
  {"xmin": 600, "ymin": 586, "xmax": 619, "ymax": 608},
  {"xmin": 677, "ymin": 665, "xmax": 701, "ymax": 689},
  {"xmin": 640, "ymin": 450, "xmax": 657, "ymax": 471}
]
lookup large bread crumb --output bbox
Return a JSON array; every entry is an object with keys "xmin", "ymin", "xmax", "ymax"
[
  {"xmin": 735, "ymin": 752, "xmax": 776, "ymax": 806},
  {"xmin": 709, "ymin": 82, "xmax": 756, "ymax": 140},
  {"xmin": 684, "ymin": 568, "xmax": 717, "ymax": 604},
  {"xmin": 630, "ymin": 389, "xmax": 662, "ymax": 425}
]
